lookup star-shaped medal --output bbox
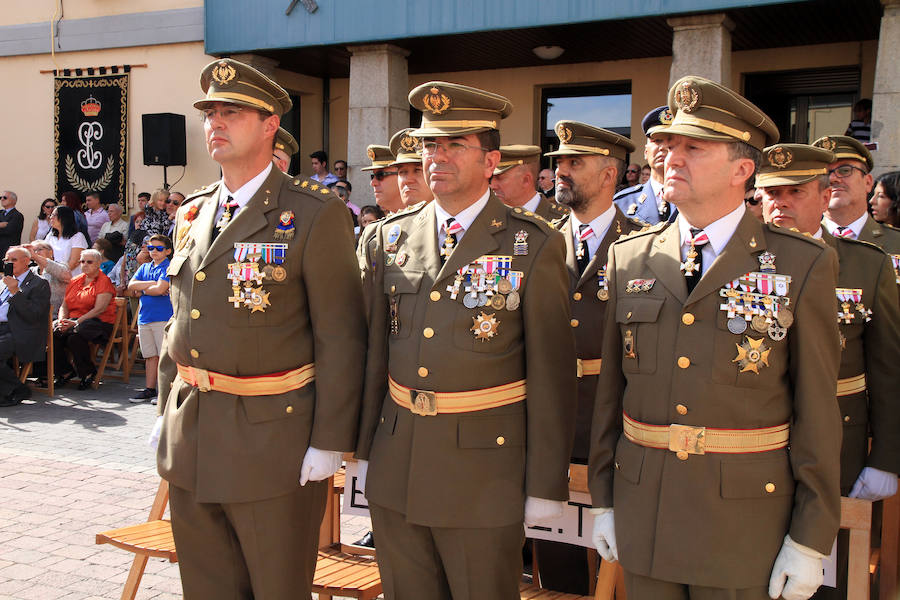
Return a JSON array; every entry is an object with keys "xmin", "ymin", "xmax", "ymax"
[
  {"xmin": 471, "ymin": 311, "xmax": 500, "ymax": 341},
  {"xmin": 732, "ymin": 336, "xmax": 771, "ymax": 374}
]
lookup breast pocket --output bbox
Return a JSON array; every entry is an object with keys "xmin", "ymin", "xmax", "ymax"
[
  {"xmin": 385, "ymin": 270, "xmax": 424, "ymax": 339},
  {"xmin": 617, "ymin": 297, "xmax": 665, "ymax": 374}
]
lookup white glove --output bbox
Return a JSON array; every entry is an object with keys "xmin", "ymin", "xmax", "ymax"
[
  {"xmin": 148, "ymin": 415, "xmax": 163, "ymax": 450},
  {"xmin": 849, "ymin": 467, "xmax": 898, "ymax": 501},
  {"xmin": 355, "ymin": 459, "xmax": 368, "ymax": 495},
  {"xmin": 590, "ymin": 508, "xmax": 618, "ymax": 562},
  {"xmin": 524, "ymin": 496, "xmax": 565, "ymax": 527},
  {"xmin": 768, "ymin": 535, "xmax": 826, "ymax": 600},
  {"xmin": 299, "ymin": 447, "xmax": 343, "ymax": 486}
]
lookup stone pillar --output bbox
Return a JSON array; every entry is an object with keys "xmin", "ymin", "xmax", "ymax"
[
  {"xmin": 346, "ymin": 44, "xmax": 410, "ymax": 203},
  {"xmin": 871, "ymin": 0, "xmax": 900, "ymax": 176},
  {"xmin": 667, "ymin": 14, "xmax": 734, "ymax": 87}
]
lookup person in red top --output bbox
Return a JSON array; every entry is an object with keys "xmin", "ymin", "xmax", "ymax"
[{"xmin": 53, "ymin": 248, "xmax": 117, "ymax": 389}]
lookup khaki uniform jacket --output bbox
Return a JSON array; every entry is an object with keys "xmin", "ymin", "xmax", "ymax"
[
  {"xmin": 556, "ymin": 208, "xmax": 641, "ymax": 462},
  {"xmin": 823, "ymin": 233, "xmax": 900, "ymax": 493},
  {"xmin": 589, "ymin": 211, "xmax": 842, "ymax": 588},
  {"xmin": 534, "ymin": 196, "xmax": 569, "ymax": 222},
  {"xmin": 156, "ymin": 168, "xmax": 367, "ymax": 504},
  {"xmin": 859, "ymin": 214, "xmax": 900, "ymax": 255},
  {"xmin": 356, "ymin": 194, "xmax": 577, "ymax": 529}
]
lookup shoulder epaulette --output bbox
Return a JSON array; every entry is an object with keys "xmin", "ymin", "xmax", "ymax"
[
  {"xmin": 382, "ymin": 201, "xmax": 426, "ymax": 223},
  {"xmin": 835, "ymin": 235, "xmax": 889, "ymax": 255},
  {"xmin": 185, "ymin": 181, "xmax": 218, "ymax": 202},
  {"xmin": 510, "ymin": 206, "xmax": 555, "ymax": 234},
  {"xmin": 616, "ymin": 219, "xmax": 669, "ymax": 242},
  {"xmin": 765, "ymin": 223, "xmax": 828, "ymax": 247},
  {"xmin": 613, "ymin": 183, "xmax": 642, "ymax": 200},
  {"xmin": 288, "ymin": 176, "xmax": 335, "ymax": 202}
]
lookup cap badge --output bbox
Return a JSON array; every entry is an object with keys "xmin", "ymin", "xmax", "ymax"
[
  {"xmin": 819, "ymin": 136, "xmax": 837, "ymax": 152},
  {"xmin": 367, "ymin": 147, "xmax": 376, "ymax": 161},
  {"xmin": 767, "ymin": 147, "xmax": 793, "ymax": 169},
  {"xmin": 423, "ymin": 86, "xmax": 451, "ymax": 115},
  {"xmin": 211, "ymin": 61, "xmax": 237, "ymax": 86},
  {"xmin": 674, "ymin": 81, "xmax": 701, "ymax": 113},
  {"xmin": 400, "ymin": 134, "xmax": 419, "ymax": 153},
  {"xmin": 659, "ymin": 108, "xmax": 674, "ymax": 124},
  {"xmin": 556, "ymin": 123, "xmax": 574, "ymax": 144}
]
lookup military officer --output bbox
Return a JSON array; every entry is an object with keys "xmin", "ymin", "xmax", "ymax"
[
  {"xmin": 533, "ymin": 121, "xmax": 643, "ymax": 595},
  {"xmin": 355, "ymin": 81, "xmax": 577, "ymax": 600},
  {"xmin": 613, "ymin": 106, "xmax": 676, "ymax": 225},
  {"xmin": 153, "ymin": 59, "xmax": 367, "ymax": 599},
  {"xmin": 389, "ymin": 128, "xmax": 434, "ymax": 207},
  {"xmin": 589, "ymin": 76, "xmax": 842, "ymax": 600},
  {"xmin": 272, "ymin": 126, "xmax": 298, "ymax": 174},
  {"xmin": 363, "ymin": 144, "xmax": 404, "ymax": 214},
  {"xmin": 758, "ymin": 143, "xmax": 900, "ymax": 600},
  {"xmin": 490, "ymin": 145, "xmax": 568, "ymax": 220}
]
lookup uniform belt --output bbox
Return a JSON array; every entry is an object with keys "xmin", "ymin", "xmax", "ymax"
[
  {"xmin": 623, "ymin": 413, "xmax": 790, "ymax": 455},
  {"xmin": 177, "ymin": 363, "xmax": 315, "ymax": 396},
  {"xmin": 388, "ymin": 375, "xmax": 526, "ymax": 416},
  {"xmin": 836, "ymin": 374, "xmax": 866, "ymax": 397},
  {"xmin": 577, "ymin": 358, "xmax": 602, "ymax": 378}
]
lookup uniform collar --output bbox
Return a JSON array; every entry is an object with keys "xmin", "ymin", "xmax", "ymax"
[
  {"xmin": 570, "ymin": 203, "xmax": 616, "ymax": 243},
  {"xmin": 678, "ymin": 202, "xmax": 746, "ymax": 256},
  {"xmin": 219, "ymin": 162, "xmax": 273, "ymax": 210},
  {"xmin": 434, "ymin": 188, "xmax": 490, "ymax": 237},
  {"xmin": 522, "ymin": 193, "xmax": 542, "ymax": 213}
]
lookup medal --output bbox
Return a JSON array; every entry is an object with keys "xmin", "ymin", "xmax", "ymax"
[
  {"xmin": 490, "ymin": 294, "xmax": 506, "ymax": 310},
  {"xmin": 385, "ymin": 254, "xmax": 395, "ymax": 267},
  {"xmin": 262, "ymin": 264, "xmax": 275, "ymax": 279},
  {"xmin": 463, "ymin": 294, "xmax": 478, "ymax": 309},
  {"xmin": 274, "ymin": 211, "xmax": 296, "ymax": 240},
  {"xmin": 272, "ymin": 265, "xmax": 287, "ymax": 282},
  {"xmin": 597, "ymin": 289, "xmax": 609, "ymax": 301},
  {"xmin": 597, "ymin": 266, "xmax": 609, "ymax": 301},
  {"xmin": 623, "ymin": 329, "xmax": 636, "ymax": 359},
  {"xmin": 498, "ymin": 278, "xmax": 512, "ymax": 294},
  {"xmin": 514, "ymin": 230, "xmax": 529, "ymax": 256},
  {"xmin": 777, "ymin": 308, "xmax": 793, "ymax": 328},
  {"xmin": 385, "ymin": 224, "xmax": 401, "ymax": 253},
  {"xmin": 750, "ymin": 315, "xmax": 769, "ymax": 333},
  {"xmin": 246, "ymin": 287, "xmax": 271, "ymax": 313},
  {"xmin": 471, "ymin": 311, "xmax": 500, "ymax": 341},
  {"xmin": 767, "ymin": 323, "xmax": 787, "ymax": 341},
  {"xmin": 389, "ymin": 297, "xmax": 400, "ymax": 334},
  {"xmin": 505, "ymin": 291, "xmax": 520, "ymax": 311},
  {"xmin": 477, "ymin": 292, "xmax": 488, "ymax": 307},
  {"xmin": 732, "ymin": 336, "xmax": 771, "ymax": 374},
  {"xmin": 396, "ymin": 251, "xmax": 408, "ymax": 267},
  {"xmin": 727, "ymin": 316, "xmax": 748, "ymax": 334}
]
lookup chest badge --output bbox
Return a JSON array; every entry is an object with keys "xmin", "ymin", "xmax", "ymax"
[
  {"xmin": 471, "ymin": 311, "xmax": 500, "ymax": 341},
  {"xmin": 274, "ymin": 211, "xmax": 296, "ymax": 240},
  {"xmin": 732, "ymin": 336, "xmax": 771, "ymax": 374}
]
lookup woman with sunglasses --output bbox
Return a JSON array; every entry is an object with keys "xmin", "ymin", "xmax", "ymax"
[
  {"xmin": 28, "ymin": 199, "xmax": 57, "ymax": 242},
  {"xmin": 126, "ymin": 234, "xmax": 173, "ymax": 403},
  {"xmin": 53, "ymin": 248, "xmax": 117, "ymax": 389}
]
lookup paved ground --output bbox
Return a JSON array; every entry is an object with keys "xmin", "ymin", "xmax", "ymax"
[{"xmin": 0, "ymin": 375, "xmax": 372, "ymax": 600}]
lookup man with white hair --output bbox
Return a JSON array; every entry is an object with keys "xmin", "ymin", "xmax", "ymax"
[{"xmin": 98, "ymin": 203, "xmax": 129, "ymax": 240}]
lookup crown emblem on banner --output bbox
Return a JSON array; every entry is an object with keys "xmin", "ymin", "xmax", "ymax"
[{"xmin": 81, "ymin": 96, "xmax": 101, "ymax": 117}]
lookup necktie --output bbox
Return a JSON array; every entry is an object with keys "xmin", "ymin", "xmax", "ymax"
[
  {"xmin": 681, "ymin": 227, "xmax": 710, "ymax": 294},
  {"xmin": 212, "ymin": 196, "xmax": 238, "ymax": 242},
  {"xmin": 658, "ymin": 190, "xmax": 670, "ymax": 220},
  {"xmin": 440, "ymin": 217, "xmax": 463, "ymax": 264},
  {"xmin": 576, "ymin": 223, "xmax": 593, "ymax": 274},
  {"xmin": 835, "ymin": 226, "xmax": 854, "ymax": 239}
]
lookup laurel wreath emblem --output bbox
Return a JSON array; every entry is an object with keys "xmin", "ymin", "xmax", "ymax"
[{"xmin": 65, "ymin": 155, "xmax": 114, "ymax": 192}]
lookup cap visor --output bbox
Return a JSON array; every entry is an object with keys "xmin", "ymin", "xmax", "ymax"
[
  {"xmin": 663, "ymin": 123, "xmax": 733, "ymax": 144},
  {"xmin": 410, "ymin": 125, "xmax": 491, "ymax": 137},
  {"xmin": 194, "ymin": 98, "xmax": 271, "ymax": 113},
  {"xmin": 756, "ymin": 174, "xmax": 820, "ymax": 187},
  {"xmin": 360, "ymin": 162, "xmax": 395, "ymax": 172},
  {"xmin": 390, "ymin": 156, "xmax": 422, "ymax": 167},
  {"xmin": 544, "ymin": 148, "xmax": 602, "ymax": 157}
]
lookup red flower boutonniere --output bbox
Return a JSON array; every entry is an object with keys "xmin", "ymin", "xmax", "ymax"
[{"xmin": 185, "ymin": 205, "xmax": 200, "ymax": 222}]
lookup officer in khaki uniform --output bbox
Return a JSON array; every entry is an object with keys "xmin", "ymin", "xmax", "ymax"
[
  {"xmin": 154, "ymin": 59, "xmax": 367, "ymax": 599},
  {"xmin": 363, "ymin": 144, "xmax": 405, "ymax": 214},
  {"xmin": 355, "ymin": 81, "xmax": 577, "ymax": 600},
  {"xmin": 589, "ymin": 76, "xmax": 842, "ymax": 600},
  {"xmin": 390, "ymin": 128, "xmax": 434, "ymax": 207},
  {"xmin": 757, "ymin": 143, "xmax": 900, "ymax": 600},
  {"xmin": 533, "ymin": 122, "xmax": 643, "ymax": 594},
  {"xmin": 490, "ymin": 145, "xmax": 568, "ymax": 220},
  {"xmin": 272, "ymin": 126, "xmax": 298, "ymax": 174}
]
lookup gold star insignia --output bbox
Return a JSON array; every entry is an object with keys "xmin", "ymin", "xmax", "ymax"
[
  {"xmin": 310, "ymin": 184, "xmax": 320, "ymax": 191},
  {"xmin": 490, "ymin": 219, "xmax": 502, "ymax": 228},
  {"xmin": 732, "ymin": 336, "xmax": 771, "ymax": 374},
  {"xmin": 246, "ymin": 287, "xmax": 271, "ymax": 313},
  {"xmin": 301, "ymin": 180, "xmax": 309, "ymax": 188},
  {"xmin": 471, "ymin": 311, "xmax": 500, "ymax": 341}
]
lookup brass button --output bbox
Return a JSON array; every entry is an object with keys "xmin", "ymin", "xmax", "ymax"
[
  {"xmin": 573, "ymin": 292, "xmax": 582, "ymax": 301},
  {"xmin": 195, "ymin": 271, "xmax": 206, "ymax": 282},
  {"xmin": 614, "ymin": 461, "xmax": 620, "ymax": 470},
  {"xmin": 626, "ymin": 311, "xmax": 633, "ymax": 319},
  {"xmin": 681, "ymin": 313, "xmax": 695, "ymax": 325},
  {"xmin": 676, "ymin": 404, "xmax": 688, "ymax": 415},
  {"xmin": 390, "ymin": 284, "xmax": 397, "ymax": 294},
  {"xmin": 430, "ymin": 291, "xmax": 441, "ymax": 302},
  {"xmin": 496, "ymin": 436, "xmax": 505, "ymax": 446},
  {"xmin": 285, "ymin": 405, "xmax": 294, "ymax": 414},
  {"xmin": 417, "ymin": 366, "xmax": 429, "ymax": 378},
  {"xmin": 570, "ymin": 319, "xmax": 579, "ymax": 328},
  {"xmin": 190, "ymin": 309, "xmax": 200, "ymax": 319},
  {"xmin": 380, "ymin": 416, "xmax": 385, "ymax": 424},
  {"xmin": 190, "ymin": 349, "xmax": 199, "ymax": 358},
  {"xmin": 844, "ymin": 415, "xmax": 851, "ymax": 423},
  {"xmin": 765, "ymin": 482, "xmax": 776, "ymax": 493},
  {"xmin": 677, "ymin": 356, "xmax": 691, "ymax": 369},
  {"xmin": 423, "ymin": 327, "xmax": 435, "ymax": 338},
  {"xmin": 676, "ymin": 451, "xmax": 689, "ymax": 461}
]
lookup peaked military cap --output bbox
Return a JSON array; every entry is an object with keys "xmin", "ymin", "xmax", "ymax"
[
  {"xmin": 494, "ymin": 145, "xmax": 542, "ymax": 176},
  {"xmin": 360, "ymin": 145, "xmax": 395, "ymax": 172},
  {"xmin": 409, "ymin": 81, "xmax": 513, "ymax": 137},
  {"xmin": 642, "ymin": 105, "xmax": 674, "ymax": 136},
  {"xmin": 545, "ymin": 121, "xmax": 636, "ymax": 161},
  {"xmin": 194, "ymin": 58, "xmax": 292, "ymax": 116},
  {"xmin": 756, "ymin": 144, "xmax": 835, "ymax": 187},
  {"xmin": 274, "ymin": 127, "xmax": 298, "ymax": 157},
  {"xmin": 661, "ymin": 75, "xmax": 779, "ymax": 150},
  {"xmin": 812, "ymin": 135, "xmax": 873, "ymax": 172},
  {"xmin": 389, "ymin": 128, "xmax": 423, "ymax": 166}
]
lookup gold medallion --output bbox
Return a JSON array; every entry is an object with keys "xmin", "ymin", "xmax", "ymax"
[
  {"xmin": 471, "ymin": 311, "xmax": 500, "ymax": 341},
  {"xmin": 272, "ymin": 265, "xmax": 287, "ymax": 282},
  {"xmin": 750, "ymin": 315, "xmax": 769, "ymax": 333},
  {"xmin": 597, "ymin": 288, "xmax": 609, "ymax": 301},
  {"xmin": 423, "ymin": 87, "xmax": 451, "ymax": 115},
  {"xmin": 777, "ymin": 308, "xmax": 794, "ymax": 328},
  {"xmin": 497, "ymin": 278, "xmax": 513, "ymax": 294},
  {"xmin": 490, "ymin": 294, "xmax": 506, "ymax": 311},
  {"xmin": 732, "ymin": 336, "xmax": 771, "ymax": 374},
  {"xmin": 247, "ymin": 287, "xmax": 271, "ymax": 313},
  {"xmin": 262, "ymin": 264, "xmax": 275, "ymax": 279},
  {"xmin": 767, "ymin": 147, "xmax": 793, "ymax": 169},
  {"xmin": 556, "ymin": 123, "xmax": 574, "ymax": 144},
  {"xmin": 674, "ymin": 81, "xmax": 701, "ymax": 113},
  {"xmin": 211, "ymin": 61, "xmax": 236, "ymax": 85}
]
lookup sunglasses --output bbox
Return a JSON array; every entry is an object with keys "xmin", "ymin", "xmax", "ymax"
[
  {"xmin": 147, "ymin": 245, "xmax": 168, "ymax": 252},
  {"xmin": 626, "ymin": 169, "xmax": 640, "ymax": 174},
  {"xmin": 43, "ymin": 203, "xmax": 56, "ymax": 209},
  {"xmin": 370, "ymin": 171, "xmax": 398, "ymax": 181},
  {"xmin": 0, "ymin": 196, "xmax": 7, "ymax": 200},
  {"xmin": 744, "ymin": 197, "xmax": 761, "ymax": 206}
]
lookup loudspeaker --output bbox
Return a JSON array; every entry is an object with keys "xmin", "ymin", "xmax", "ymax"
[{"xmin": 142, "ymin": 113, "xmax": 186, "ymax": 166}]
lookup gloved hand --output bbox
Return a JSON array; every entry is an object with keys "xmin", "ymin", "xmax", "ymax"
[
  {"xmin": 299, "ymin": 447, "xmax": 343, "ymax": 486},
  {"xmin": 148, "ymin": 415, "xmax": 163, "ymax": 450},
  {"xmin": 590, "ymin": 508, "xmax": 618, "ymax": 562},
  {"xmin": 768, "ymin": 534, "xmax": 826, "ymax": 600},
  {"xmin": 355, "ymin": 459, "xmax": 369, "ymax": 495},
  {"xmin": 524, "ymin": 496, "xmax": 565, "ymax": 527},
  {"xmin": 849, "ymin": 467, "xmax": 898, "ymax": 501}
]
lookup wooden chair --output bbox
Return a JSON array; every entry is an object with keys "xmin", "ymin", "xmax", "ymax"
[
  {"xmin": 13, "ymin": 308, "xmax": 54, "ymax": 397},
  {"xmin": 91, "ymin": 297, "xmax": 130, "ymax": 388},
  {"xmin": 126, "ymin": 308, "xmax": 145, "ymax": 376},
  {"xmin": 876, "ymin": 490, "xmax": 899, "ymax": 599},
  {"xmin": 840, "ymin": 489, "xmax": 900, "ymax": 600}
]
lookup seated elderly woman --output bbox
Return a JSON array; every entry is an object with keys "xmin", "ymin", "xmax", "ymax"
[
  {"xmin": 27, "ymin": 240, "xmax": 72, "ymax": 317},
  {"xmin": 53, "ymin": 249, "xmax": 118, "ymax": 390}
]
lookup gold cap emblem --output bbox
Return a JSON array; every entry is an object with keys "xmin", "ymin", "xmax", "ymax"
[
  {"xmin": 818, "ymin": 136, "xmax": 837, "ymax": 152},
  {"xmin": 767, "ymin": 147, "xmax": 793, "ymax": 169},
  {"xmin": 673, "ymin": 81, "xmax": 701, "ymax": 113},
  {"xmin": 367, "ymin": 147, "xmax": 376, "ymax": 161},
  {"xmin": 399, "ymin": 134, "xmax": 418, "ymax": 153},
  {"xmin": 423, "ymin": 86, "xmax": 451, "ymax": 115},
  {"xmin": 659, "ymin": 108, "xmax": 674, "ymax": 124},
  {"xmin": 556, "ymin": 123, "xmax": 573, "ymax": 144},
  {"xmin": 211, "ymin": 61, "xmax": 236, "ymax": 86}
]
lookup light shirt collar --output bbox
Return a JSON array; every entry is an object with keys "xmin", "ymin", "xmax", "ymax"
[
  {"xmin": 649, "ymin": 178, "xmax": 663, "ymax": 199},
  {"xmin": 570, "ymin": 203, "xmax": 616, "ymax": 257},
  {"xmin": 522, "ymin": 193, "xmax": 542, "ymax": 213},
  {"xmin": 812, "ymin": 227, "xmax": 823, "ymax": 239},
  {"xmin": 218, "ymin": 162, "xmax": 273, "ymax": 213},
  {"xmin": 822, "ymin": 212, "xmax": 868, "ymax": 239},
  {"xmin": 678, "ymin": 202, "xmax": 746, "ymax": 259},
  {"xmin": 434, "ymin": 188, "xmax": 490, "ymax": 243}
]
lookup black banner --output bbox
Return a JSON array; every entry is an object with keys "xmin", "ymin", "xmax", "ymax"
[{"xmin": 54, "ymin": 69, "xmax": 129, "ymax": 207}]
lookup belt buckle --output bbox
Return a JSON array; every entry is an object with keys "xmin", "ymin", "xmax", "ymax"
[
  {"xmin": 410, "ymin": 389, "xmax": 438, "ymax": 416},
  {"xmin": 576, "ymin": 358, "xmax": 584, "ymax": 378},
  {"xmin": 192, "ymin": 367, "xmax": 211, "ymax": 393},
  {"xmin": 668, "ymin": 424, "xmax": 705, "ymax": 455}
]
